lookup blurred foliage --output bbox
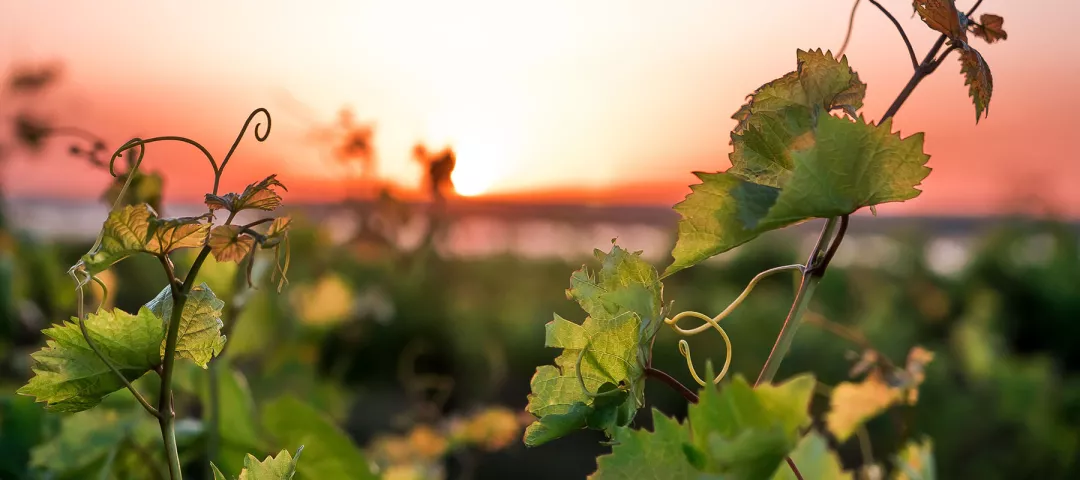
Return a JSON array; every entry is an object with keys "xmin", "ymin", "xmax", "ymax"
[{"xmin": 0, "ymin": 213, "xmax": 1076, "ymax": 478}]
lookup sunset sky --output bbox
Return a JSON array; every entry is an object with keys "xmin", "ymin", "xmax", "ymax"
[{"xmin": 1, "ymin": 0, "xmax": 1077, "ymax": 217}]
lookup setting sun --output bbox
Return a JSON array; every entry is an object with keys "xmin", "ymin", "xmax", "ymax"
[{"xmin": 451, "ymin": 153, "xmax": 498, "ymax": 197}]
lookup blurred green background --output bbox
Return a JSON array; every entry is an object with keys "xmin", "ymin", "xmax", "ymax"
[{"xmin": 2, "ymin": 200, "xmax": 1079, "ymax": 478}]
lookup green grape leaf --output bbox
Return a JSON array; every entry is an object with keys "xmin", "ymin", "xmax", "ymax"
[
  {"xmin": 81, "ymin": 204, "xmax": 208, "ymax": 274},
  {"xmin": 958, "ymin": 47, "xmax": 993, "ymax": 123},
  {"xmin": 894, "ymin": 438, "xmax": 935, "ymax": 480},
  {"xmin": 591, "ymin": 409, "xmax": 697, "ymax": 480},
  {"xmin": 773, "ymin": 433, "xmax": 851, "ymax": 480},
  {"xmin": 175, "ymin": 360, "xmax": 262, "ymax": 473},
  {"xmin": 668, "ymin": 114, "xmax": 929, "ymax": 275},
  {"xmin": 754, "ymin": 114, "xmax": 930, "ymax": 229},
  {"xmin": 592, "ymin": 374, "xmax": 815, "ymax": 479},
  {"xmin": 29, "ymin": 407, "xmax": 145, "ymax": 475},
  {"xmin": 667, "ymin": 51, "xmax": 929, "ymax": 276},
  {"xmin": 209, "ymin": 225, "xmax": 256, "ymax": 263},
  {"xmin": 912, "ymin": 1, "xmax": 966, "ymax": 41},
  {"xmin": 729, "ymin": 49, "xmax": 865, "ymax": 187},
  {"xmin": 690, "ymin": 374, "xmax": 813, "ymax": 474},
  {"xmin": 262, "ymin": 396, "xmax": 377, "ymax": 480},
  {"xmin": 666, "ymin": 172, "xmax": 779, "ymax": 276},
  {"xmin": 706, "ymin": 425, "xmax": 791, "ymax": 480},
  {"xmin": 17, "ymin": 307, "xmax": 164, "ymax": 412},
  {"xmin": 206, "ymin": 174, "xmax": 287, "ymax": 213},
  {"xmin": 971, "ymin": 14, "xmax": 1007, "ymax": 43},
  {"xmin": 146, "ymin": 283, "xmax": 227, "ymax": 369},
  {"xmin": 238, "ymin": 447, "xmax": 304, "ymax": 480},
  {"xmin": 524, "ymin": 244, "xmax": 663, "ymax": 447},
  {"xmin": 212, "ymin": 463, "xmax": 230, "ymax": 480}
]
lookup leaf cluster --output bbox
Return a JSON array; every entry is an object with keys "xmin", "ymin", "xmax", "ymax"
[{"xmin": 667, "ymin": 49, "xmax": 930, "ymax": 275}]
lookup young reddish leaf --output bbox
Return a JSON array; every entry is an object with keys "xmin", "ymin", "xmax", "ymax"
[
  {"xmin": 958, "ymin": 47, "xmax": 993, "ymax": 122},
  {"xmin": 146, "ymin": 215, "xmax": 210, "ymax": 255},
  {"xmin": 971, "ymin": 14, "xmax": 1007, "ymax": 43},
  {"xmin": 82, "ymin": 204, "xmax": 153, "ymax": 274},
  {"xmin": 262, "ymin": 216, "xmax": 292, "ymax": 249},
  {"xmin": 205, "ymin": 174, "xmax": 287, "ymax": 213},
  {"xmin": 17, "ymin": 307, "xmax": 165, "ymax": 412},
  {"xmin": 81, "ymin": 204, "xmax": 208, "ymax": 274},
  {"xmin": 209, "ymin": 225, "xmax": 255, "ymax": 263},
  {"xmin": 912, "ymin": 0, "xmax": 967, "ymax": 41}
]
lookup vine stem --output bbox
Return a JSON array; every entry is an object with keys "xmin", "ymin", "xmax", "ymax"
[
  {"xmin": 645, "ymin": 367, "xmax": 699, "ymax": 404},
  {"xmin": 752, "ymin": 0, "xmax": 990, "ymax": 386},
  {"xmin": 754, "ymin": 216, "xmax": 843, "ymax": 386},
  {"xmin": 786, "ymin": 457, "xmax": 805, "ymax": 480}
]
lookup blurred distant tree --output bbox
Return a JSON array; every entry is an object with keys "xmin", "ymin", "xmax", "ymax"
[{"xmin": 0, "ymin": 61, "xmax": 164, "ymax": 213}]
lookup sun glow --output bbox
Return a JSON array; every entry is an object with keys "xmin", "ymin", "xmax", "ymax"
[
  {"xmin": 425, "ymin": 108, "xmax": 520, "ymax": 198},
  {"xmin": 451, "ymin": 144, "xmax": 501, "ymax": 196}
]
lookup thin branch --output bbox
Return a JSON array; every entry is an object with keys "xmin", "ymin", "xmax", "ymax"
[
  {"xmin": 837, "ymin": 0, "xmax": 862, "ymax": 58},
  {"xmin": 644, "ymin": 367, "xmax": 699, "ymax": 404},
  {"xmin": 928, "ymin": 45, "xmax": 958, "ymax": 73},
  {"xmin": 967, "ymin": 0, "xmax": 985, "ymax": 16},
  {"xmin": 786, "ymin": 457, "xmax": 806, "ymax": 480},
  {"xmin": 867, "ymin": 0, "xmax": 919, "ymax": 70}
]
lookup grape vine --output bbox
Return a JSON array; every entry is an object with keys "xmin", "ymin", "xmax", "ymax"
[
  {"xmin": 524, "ymin": 1, "xmax": 1007, "ymax": 478},
  {"xmin": 17, "ymin": 108, "xmax": 303, "ymax": 479}
]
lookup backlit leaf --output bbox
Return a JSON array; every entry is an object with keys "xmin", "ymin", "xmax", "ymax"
[
  {"xmin": 827, "ymin": 372, "xmax": 898, "ymax": 442},
  {"xmin": 206, "ymin": 174, "xmax": 287, "ymax": 213},
  {"xmin": 238, "ymin": 447, "xmax": 304, "ymax": 480},
  {"xmin": 971, "ymin": 14, "xmax": 1007, "ymax": 43},
  {"xmin": 772, "ymin": 433, "xmax": 851, "ymax": 480},
  {"xmin": 209, "ymin": 225, "xmax": 256, "ymax": 263},
  {"xmin": 894, "ymin": 438, "xmax": 935, "ymax": 480},
  {"xmin": 668, "ymin": 112, "xmax": 929, "ymax": 276},
  {"xmin": 17, "ymin": 307, "xmax": 164, "ymax": 412},
  {"xmin": 958, "ymin": 47, "xmax": 993, "ymax": 123},
  {"xmin": 729, "ymin": 49, "xmax": 865, "ymax": 187},
  {"xmin": 524, "ymin": 244, "xmax": 663, "ymax": 446},
  {"xmin": 262, "ymin": 396, "xmax": 377, "ymax": 480},
  {"xmin": 754, "ymin": 114, "xmax": 930, "ymax": 229},
  {"xmin": 912, "ymin": 0, "xmax": 966, "ymax": 41},
  {"xmin": 828, "ymin": 346, "xmax": 935, "ymax": 441},
  {"xmin": 263, "ymin": 216, "xmax": 292, "ymax": 248},
  {"xmin": 592, "ymin": 374, "xmax": 815, "ymax": 478},
  {"xmin": 146, "ymin": 283, "xmax": 227, "ymax": 368},
  {"xmin": 81, "ymin": 204, "xmax": 208, "ymax": 274},
  {"xmin": 81, "ymin": 204, "xmax": 153, "ymax": 275},
  {"xmin": 146, "ymin": 215, "xmax": 210, "ymax": 255},
  {"xmin": 591, "ymin": 410, "xmax": 697, "ymax": 480},
  {"xmin": 29, "ymin": 407, "xmax": 146, "ymax": 476}
]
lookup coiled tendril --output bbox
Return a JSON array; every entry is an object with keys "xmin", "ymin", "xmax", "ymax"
[
  {"xmin": 573, "ymin": 264, "xmax": 803, "ymax": 396},
  {"xmin": 664, "ymin": 264, "xmax": 803, "ymax": 386}
]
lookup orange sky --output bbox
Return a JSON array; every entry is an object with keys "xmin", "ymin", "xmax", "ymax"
[{"xmin": 1, "ymin": 0, "xmax": 1077, "ymax": 217}]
